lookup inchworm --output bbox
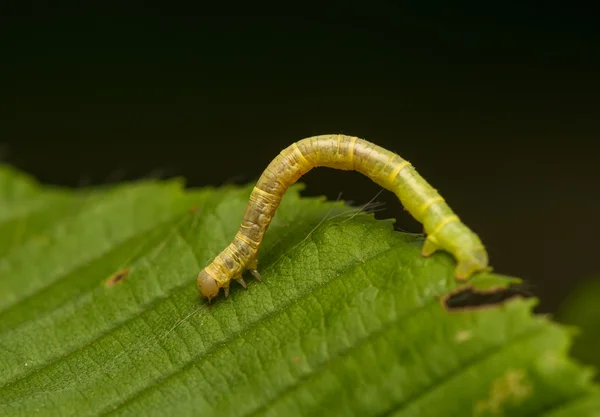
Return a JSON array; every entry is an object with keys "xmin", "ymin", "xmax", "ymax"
[{"xmin": 197, "ymin": 134, "xmax": 488, "ymax": 300}]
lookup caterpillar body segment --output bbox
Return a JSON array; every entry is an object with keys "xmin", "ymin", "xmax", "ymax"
[{"xmin": 197, "ymin": 134, "xmax": 488, "ymax": 300}]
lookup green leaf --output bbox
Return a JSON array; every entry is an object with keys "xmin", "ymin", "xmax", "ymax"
[
  {"xmin": 556, "ymin": 277, "xmax": 600, "ymax": 377},
  {"xmin": 0, "ymin": 164, "xmax": 598, "ymax": 417}
]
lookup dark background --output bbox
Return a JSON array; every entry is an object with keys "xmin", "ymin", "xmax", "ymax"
[{"xmin": 1, "ymin": 6, "xmax": 598, "ymax": 313}]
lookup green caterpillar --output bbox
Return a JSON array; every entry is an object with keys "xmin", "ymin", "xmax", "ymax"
[{"xmin": 198, "ymin": 134, "xmax": 488, "ymax": 300}]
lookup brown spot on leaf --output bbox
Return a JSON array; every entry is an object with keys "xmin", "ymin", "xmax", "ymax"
[{"xmin": 106, "ymin": 268, "xmax": 130, "ymax": 287}]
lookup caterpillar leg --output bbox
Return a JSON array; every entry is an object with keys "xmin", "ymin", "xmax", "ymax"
[
  {"xmin": 235, "ymin": 277, "xmax": 248, "ymax": 288},
  {"xmin": 454, "ymin": 249, "xmax": 488, "ymax": 280},
  {"xmin": 421, "ymin": 236, "xmax": 441, "ymax": 257},
  {"xmin": 224, "ymin": 276, "xmax": 249, "ymax": 298},
  {"xmin": 421, "ymin": 220, "xmax": 488, "ymax": 280},
  {"xmin": 246, "ymin": 258, "xmax": 263, "ymax": 283},
  {"xmin": 250, "ymin": 269, "xmax": 263, "ymax": 282}
]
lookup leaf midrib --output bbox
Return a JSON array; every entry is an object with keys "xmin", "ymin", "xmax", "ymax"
[
  {"xmin": 96, "ymin": 240, "xmax": 437, "ymax": 416},
  {"xmin": 0, "ymin": 210, "xmax": 391, "ymax": 396}
]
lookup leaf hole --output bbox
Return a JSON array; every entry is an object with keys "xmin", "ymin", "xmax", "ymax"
[{"xmin": 442, "ymin": 283, "xmax": 534, "ymax": 312}]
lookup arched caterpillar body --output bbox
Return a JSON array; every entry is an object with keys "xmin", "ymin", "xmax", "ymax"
[{"xmin": 197, "ymin": 134, "xmax": 488, "ymax": 300}]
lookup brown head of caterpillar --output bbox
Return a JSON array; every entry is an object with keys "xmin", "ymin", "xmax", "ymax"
[{"xmin": 197, "ymin": 269, "xmax": 220, "ymax": 300}]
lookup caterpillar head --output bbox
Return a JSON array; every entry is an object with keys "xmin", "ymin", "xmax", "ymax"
[{"xmin": 197, "ymin": 269, "xmax": 220, "ymax": 300}]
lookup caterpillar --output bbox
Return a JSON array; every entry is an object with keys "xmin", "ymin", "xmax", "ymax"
[{"xmin": 197, "ymin": 134, "xmax": 488, "ymax": 300}]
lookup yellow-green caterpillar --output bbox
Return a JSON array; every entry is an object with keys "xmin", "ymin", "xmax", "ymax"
[{"xmin": 197, "ymin": 134, "xmax": 488, "ymax": 300}]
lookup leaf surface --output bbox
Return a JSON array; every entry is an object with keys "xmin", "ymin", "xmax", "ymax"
[
  {"xmin": 557, "ymin": 276, "xmax": 600, "ymax": 378},
  {"xmin": 0, "ymin": 165, "xmax": 598, "ymax": 416}
]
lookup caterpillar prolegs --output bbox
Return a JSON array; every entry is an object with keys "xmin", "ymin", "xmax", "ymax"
[{"xmin": 197, "ymin": 135, "xmax": 488, "ymax": 300}]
